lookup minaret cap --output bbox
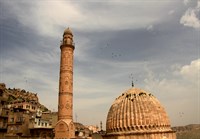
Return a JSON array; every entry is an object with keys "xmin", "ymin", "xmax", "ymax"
[{"xmin": 63, "ymin": 27, "xmax": 73, "ymax": 36}]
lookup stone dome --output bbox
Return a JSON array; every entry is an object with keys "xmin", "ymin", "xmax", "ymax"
[
  {"xmin": 63, "ymin": 27, "xmax": 73, "ymax": 36},
  {"xmin": 106, "ymin": 88, "xmax": 173, "ymax": 134}
]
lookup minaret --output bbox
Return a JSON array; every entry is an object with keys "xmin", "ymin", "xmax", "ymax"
[{"xmin": 54, "ymin": 27, "xmax": 75, "ymax": 139}]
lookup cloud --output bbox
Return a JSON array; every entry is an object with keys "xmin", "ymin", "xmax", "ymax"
[
  {"xmin": 144, "ymin": 59, "xmax": 200, "ymax": 98},
  {"xmin": 180, "ymin": 59, "xmax": 200, "ymax": 85},
  {"xmin": 1, "ymin": 0, "xmax": 177, "ymax": 36},
  {"xmin": 183, "ymin": 0, "xmax": 191, "ymax": 5},
  {"xmin": 198, "ymin": 0, "xmax": 200, "ymax": 7},
  {"xmin": 1, "ymin": 1, "xmax": 83, "ymax": 37},
  {"xmin": 168, "ymin": 10, "xmax": 175, "ymax": 15},
  {"xmin": 180, "ymin": 0, "xmax": 200, "ymax": 29},
  {"xmin": 144, "ymin": 59, "xmax": 200, "ymax": 126},
  {"xmin": 146, "ymin": 25, "xmax": 154, "ymax": 31}
]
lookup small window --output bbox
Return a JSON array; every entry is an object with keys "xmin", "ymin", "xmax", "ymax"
[
  {"xmin": 0, "ymin": 90, "xmax": 3, "ymax": 96},
  {"xmin": 10, "ymin": 118, "xmax": 14, "ymax": 123}
]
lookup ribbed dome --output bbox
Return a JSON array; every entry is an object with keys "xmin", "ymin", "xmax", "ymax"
[
  {"xmin": 106, "ymin": 88, "xmax": 172, "ymax": 134},
  {"xmin": 63, "ymin": 27, "xmax": 73, "ymax": 36}
]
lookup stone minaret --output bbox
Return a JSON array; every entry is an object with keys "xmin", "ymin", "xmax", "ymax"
[{"xmin": 54, "ymin": 27, "xmax": 75, "ymax": 139}]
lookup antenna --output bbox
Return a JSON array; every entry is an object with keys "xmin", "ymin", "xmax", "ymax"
[
  {"xmin": 129, "ymin": 73, "xmax": 134, "ymax": 88},
  {"xmin": 129, "ymin": 74, "xmax": 138, "ymax": 87},
  {"xmin": 132, "ymin": 80, "xmax": 134, "ymax": 87},
  {"xmin": 75, "ymin": 113, "xmax": 78, "ymax": 122},
  {"xmin": 100, "ymin": 121, "xmax": 102, "ymax": 131}
]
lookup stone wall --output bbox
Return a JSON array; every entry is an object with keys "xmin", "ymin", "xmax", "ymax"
[
  {"xmin": 103, "ymin": 131, "xmax": 176, "ymax": 139},
  {"xmin": 2, "ymin": 137, "xmax": 52, "ymax": 139}
]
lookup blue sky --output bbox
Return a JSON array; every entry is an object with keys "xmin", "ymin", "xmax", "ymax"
[{"xmin": 0, "ymin": 0, "xmax": 199, "ymax": 128}]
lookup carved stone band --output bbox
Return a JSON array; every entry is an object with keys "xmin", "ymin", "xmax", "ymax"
[
  {"xmin": 59, "ymin": 92, "xmax": 73, "ymax": 96},
  {"xmin": 60, "ymin": 70, "xmax": 73, "ymax": 74}
]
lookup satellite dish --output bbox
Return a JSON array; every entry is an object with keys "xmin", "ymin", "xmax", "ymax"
[
  {"xmin": 7, "ymin": 105, "xmax": 11, "ymax": 109},
  {"xmin": 36, "ymin": 109, "xmax": 42, "ymax": 117}
]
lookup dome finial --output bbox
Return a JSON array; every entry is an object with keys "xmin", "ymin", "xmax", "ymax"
[
  {"xmin": 63, "ymin": 27, "xmax": 73, "ymax": 36},
  {"xmin": 132, "ymin": 80, "xmax": 134, "ymax": 87},
  {"xmin": 129, "ymin": 73, "xmax": 134, "ymax": 88}
]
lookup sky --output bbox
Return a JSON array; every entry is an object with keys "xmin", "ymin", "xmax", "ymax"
[{"xmin": 0, "ymin": 0, "xmax": 199, "ymax": 129}]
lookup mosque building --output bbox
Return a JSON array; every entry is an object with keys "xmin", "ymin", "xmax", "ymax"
[
  {"xmin": 54, "ymin": 27, "xmax": 75, "ymax": 139},
  {"xmin": 103, "ymin": 87, "xmax": 176, "ymax": 139},
  {"xmin": 54, "ymin": 28, "xmax": 176, "ymax": 139}
]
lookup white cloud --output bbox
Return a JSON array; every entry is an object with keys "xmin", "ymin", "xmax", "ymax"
[
  {"xmin": 144, "ymin": 59, "xmax": 200, "ymax": 126},
  {"xmin": 180, "ymin": 59, "xmax": 200, "ymax": 85},
  {"xmin": 144, "ymin": 59, "xmax": 200, "ymax": 96},
  {"xmin": 180, "ymin": 9, "xmax": 200, "ymax": 29},
  {"xmin": 168, "ymin": 10, "xmax": 175, "ymax": 15},
  {"xmin": 147, "ymin": 25, "xmax": 154, "ymax": 31},
  {"xmin": 180, "ymin": 1, "xmax": 200, "ymax": 29},
  {"xmin": 2, "ymin": 1, "xmax": 176, "ymax": 36},
  {"xmin": 198, "ymin": 0, "xmax": 200, "ymax": 8},
  {"xmin": 183, "ymin": 0, "xmax": 191, "ymax": 5},
  {"xmin": 2, "ymin": 1, "xmax": 84, "ymax": 37}
]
